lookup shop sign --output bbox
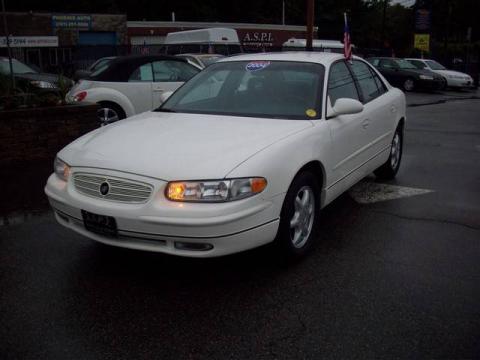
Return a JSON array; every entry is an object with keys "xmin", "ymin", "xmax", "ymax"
[
  {"xmin": 414, "ymin": 33, "xmax": 430, "ymax": 52},
  {"xmin": 52, "ymin": 14, "xmax": 92, "ymax": 30},
  {"xmin": 0, "ymin": 36, "xmax": 59, "ymax": 47}
]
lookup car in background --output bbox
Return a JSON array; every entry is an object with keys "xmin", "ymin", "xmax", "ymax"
[
  {"xmin": 176, "ymin": 53, "xmax": 225, "ymax": 69},
  {"xmin": 161, "ymin": 28, "xmax": 242, "ymax": 55},
  {"xmin": 367, "ymin": 57, "xmax": 446, "ymax": 92},
  {"xmin": 66, "ymin": 55, "xmax": 200, "ymax": 125},
  {"xmin": 46, "ymin": 52, "xmax": 406, "ymax": 259},
  {"xmin": 73, "ymin": 56, "xmax": 116, "ymax": 82},
  {"xmin": 0, "ymin": 56, "xmax": 73, "ymax": 93},
  {"xmin": 405, "ymin": 58, "xmax": 474, "ymax": 89}
]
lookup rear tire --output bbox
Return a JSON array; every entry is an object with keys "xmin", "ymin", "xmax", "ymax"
[
  {"xmin": 374, "ymin": 125, "xmax": 403, "ymax": 180},
  {"xmin": 274, "ymin": 171, "xmax": 320, "ymax": 261},
  {"xmin": 97, "ymin": 102, "xmax": 126, "ymax": 126}
]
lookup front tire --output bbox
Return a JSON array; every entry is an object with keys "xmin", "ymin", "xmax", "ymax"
[
  {"xmin": 375, "ymin": 125, "xmax": 403, "ymax": 180},
  {"xmin": 274, "ymin": 171, "xmax": 320, "ymax": 260},
  {"xmin": 403, "ymin": 78, "xmax": 415, "ymax": 92}
]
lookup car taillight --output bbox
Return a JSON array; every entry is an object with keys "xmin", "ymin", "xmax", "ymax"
[{"xmin": 73, "ymin": 91, "xmax": 87, "ymax": 102}]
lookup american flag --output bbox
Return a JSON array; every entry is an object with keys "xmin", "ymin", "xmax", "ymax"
[{"xmin": 343, "ymin": 13, "xmax": 352, "ymax": 62}]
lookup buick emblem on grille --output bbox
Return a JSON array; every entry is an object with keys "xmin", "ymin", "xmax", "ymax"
[{"xmin": 99, "ymin": 182, "xmax": 110, "ymax": 196}]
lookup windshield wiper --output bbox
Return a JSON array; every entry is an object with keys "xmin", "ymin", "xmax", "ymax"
[{"xmin": 155, "ymin": 108, "xmax": 176, "ymax": 113}]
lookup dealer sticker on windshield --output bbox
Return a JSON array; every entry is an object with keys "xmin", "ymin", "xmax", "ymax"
[
  {"xmin": 306, "ymin": 109, "xmax": 317, "ymax": 118},
  {"xmin": 246, "ymin": 61, "xmax": 271, "ymax": 71}
]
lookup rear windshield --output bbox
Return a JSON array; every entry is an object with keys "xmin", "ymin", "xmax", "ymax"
[{"xmin": 159, "ymin": 60, "xmax": 325, "ymax": 120}]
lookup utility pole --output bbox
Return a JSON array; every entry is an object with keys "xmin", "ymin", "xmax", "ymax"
[
  {"xmin": 1, "ymin": 0, "xmax": 15, "ymax": 91},
  {"xmin": 306, "ymin": 0, "xmax": 314, "ymax": 51},
  {"xmin": 282, "ymin": 0, "xmax": 285, "ymax": 25},
  {"xmin": 381, "ymin": 0, "xmax": 388, "ymax": 49}
]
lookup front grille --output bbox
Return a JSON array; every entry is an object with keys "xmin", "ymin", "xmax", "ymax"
[{"xmin": 73, "ymin": 173, "xmax": 153, "ymax": 203}]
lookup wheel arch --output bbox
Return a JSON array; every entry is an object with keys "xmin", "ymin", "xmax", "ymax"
[
  {"xmin": 293, "ymin": 160, "xmax": 327, "ymax": 206},
  {"xmin": 83, "ymin": 87, "xmax": 135, "ymax": 117}
]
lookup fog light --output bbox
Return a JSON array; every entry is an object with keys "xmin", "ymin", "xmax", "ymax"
[{"xmin": 174, "ymin": 242, "xmax": 213, "ymax": 251}]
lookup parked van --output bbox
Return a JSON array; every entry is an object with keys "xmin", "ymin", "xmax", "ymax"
[
  {"xmin": 282, "ymin": 38, "xmax": 352, "ymax": 53},
  {"xmin": 162, "ymin": 28, "xmax": 242, "ymax": 56}
]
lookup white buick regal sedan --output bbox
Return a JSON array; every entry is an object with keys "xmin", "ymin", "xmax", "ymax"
[{"xmin": 45, "ymin": 52, "xmax": 406, "ymax": 259}]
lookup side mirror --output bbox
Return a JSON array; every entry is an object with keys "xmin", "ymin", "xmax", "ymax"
[
  {"xmin": 327, "ymin": 98, "xmax": 364, "ymax": 118},
  {"xmin": 159, "ymin": 91, "xmax": 174, "ymax": 103}
]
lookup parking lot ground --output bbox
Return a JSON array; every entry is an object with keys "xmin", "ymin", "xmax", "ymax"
[{"xmin": 1, "ymin": 93, "xmax": 479, "ymax": 359}]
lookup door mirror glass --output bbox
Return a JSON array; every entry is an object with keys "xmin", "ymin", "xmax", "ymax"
[
  {"xmin": 160, "ymin": 91, "xmax": 174, "ymax": 103},
  {"xmin": 327, "ymin": 98, "xmax": 364, "ymax": 118}
]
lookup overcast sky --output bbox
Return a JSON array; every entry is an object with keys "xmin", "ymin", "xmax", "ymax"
[{"xmin": 390, "ymin": 0, "xmax": 416, "ymax": 7}]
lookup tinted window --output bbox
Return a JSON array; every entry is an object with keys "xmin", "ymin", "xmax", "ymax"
[
  {"xmin": 368, "ymin": 58, "xmax": 380, "ymax": 67},
  {"xmin": 160, "ymin": 61, "xmax": 324, "ymax": 120},
  {"xmin": 328, "ymin": 61, "xmax": 359, "ymax": 106},
  {"xmin": 350, "ymin": 60, "xmax": 383, "ymax": 103},
  {"xmin": 408, "ymin": 60, "xmax": 427, "ymax": 69},
  {"xmin": 128, "ymin": 63, "xmax": 153, "ymax": 82},
  {"xmin": 379, "ymin": 59, "xmax": 398, "ymax": 69},
  {"xmin": 152, "ymin": 60, "xmax": 199, "ymax": 82}
]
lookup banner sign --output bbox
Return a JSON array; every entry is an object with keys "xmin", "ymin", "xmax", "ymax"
[
  {"xmin": 52, "ymin": 14, "xmax": 92, "ymax": 30},
  {"xmin": 414, "ymin": 34, "xmax": 430, "ymax": 52},
  {"xmin": 415, "ymin": 9, "xmax": 430, "ymax": 31},
  {"xmin": 0, "ymin": 36, "xmax": 59, "ymax": 48}
]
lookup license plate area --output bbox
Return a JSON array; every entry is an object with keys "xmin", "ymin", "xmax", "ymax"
[{"xmin": 81, "ymin": 210, "xmax": 117, "ymax": 237}]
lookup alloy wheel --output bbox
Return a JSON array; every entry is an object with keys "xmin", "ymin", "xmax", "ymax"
[
  {"xmin": 289, "ymin": 186, "xmax": 315, "ymax": 249},
  {"xmin": 97, "ymin": 107, "xmax": 119, "ymax": 125},
  {"xmin": 390, "ymin": 132, "xmax": 401, "ymax": 169}
]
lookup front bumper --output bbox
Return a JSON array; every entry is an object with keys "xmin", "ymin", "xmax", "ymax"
[
  {"xmin": 445, "ymin": 77, "xmax": 475, "ymax": 88},
  {"xmin": 45, "ymin": 168, "xmax": 283, "ymax": 257}
]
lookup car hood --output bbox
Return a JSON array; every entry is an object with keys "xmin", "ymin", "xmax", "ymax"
[{"xmin": 59, "ymin": 111, "xmax": 313, "ymax": 180}]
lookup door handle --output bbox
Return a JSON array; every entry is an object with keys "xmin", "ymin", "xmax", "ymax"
[
  {"xmin": 153, "ymin": 88, "xmax": 165, "ymax": 92},
  {"xmin": 361, "ymin": 119, "xmax": 370, "ymax": 129}
]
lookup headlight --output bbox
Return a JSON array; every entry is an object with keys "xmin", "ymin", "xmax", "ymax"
[
  {"xmin": 166, "ymin": 178, "xmax": 267, "ymax": 202},
  {"xmin": 30, "ymin": 80, "xmax": 57, "ymax": 89},
  {"xmin": 54, "ymin": 157, "xmax": 70, "ymax": 181},
  {"xmin": 419, "ymin": 75, "xmax": 434, "ymax": 80}
]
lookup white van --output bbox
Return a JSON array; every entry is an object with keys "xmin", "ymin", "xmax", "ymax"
[
  {"xmin": 282, "ymin": 38, "xmax": 352, "ymax": 53},
  {"xmin": 162, "ymin": 28, "xmax": 242, "ymax": 56}
]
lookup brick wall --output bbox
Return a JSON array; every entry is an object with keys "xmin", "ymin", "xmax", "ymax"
[{"xmin": 0, "ymin": 103, "xmax": 99, "ymax": 166}]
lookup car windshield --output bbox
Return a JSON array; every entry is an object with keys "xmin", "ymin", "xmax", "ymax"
[
  {"xmin": 200, "ymin": 55, "xmax": 225, "ymax": 66},
  {"xmin": 158, "ymin": 60, "xmax": 324, "ymax": 120},
  {"xmin": 395, "ymin": 59, "xmax": 418, "ymax": 70},
  {"xmin": 425, "ymin": 60, "xmax": 446, "ymax": 70},
  {"xmin": 91, "ymin": 58, "xmax": 114, "ymax": 71},
  {"xmin": 0, "ymin": 58, "xmax": 37, "ymax": 74}
]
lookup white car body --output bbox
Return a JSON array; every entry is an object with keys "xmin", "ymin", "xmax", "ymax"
[
  {"xmin": 66, "ymin": 56, "xmax": 200, "ymax": 123},
  {"xmin": 68, "ymin": 78, "xmax": 184, "ymax": 118},
  {"xmin": 46, "ymin": 52, "xmax": 406, "ymax": 258},
  {"xmin": 405, "ymin": 58, "xmax": 474, "ymax": 88}
]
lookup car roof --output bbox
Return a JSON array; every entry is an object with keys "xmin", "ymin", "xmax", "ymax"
[{"xmin": 218, "ymin": 51, "xmax": 351, "ymax": 66}]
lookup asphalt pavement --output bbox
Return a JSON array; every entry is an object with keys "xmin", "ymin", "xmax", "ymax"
[{"xmin": 1, "ymin": 90, "xmax": 479, "ymax": 359}]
